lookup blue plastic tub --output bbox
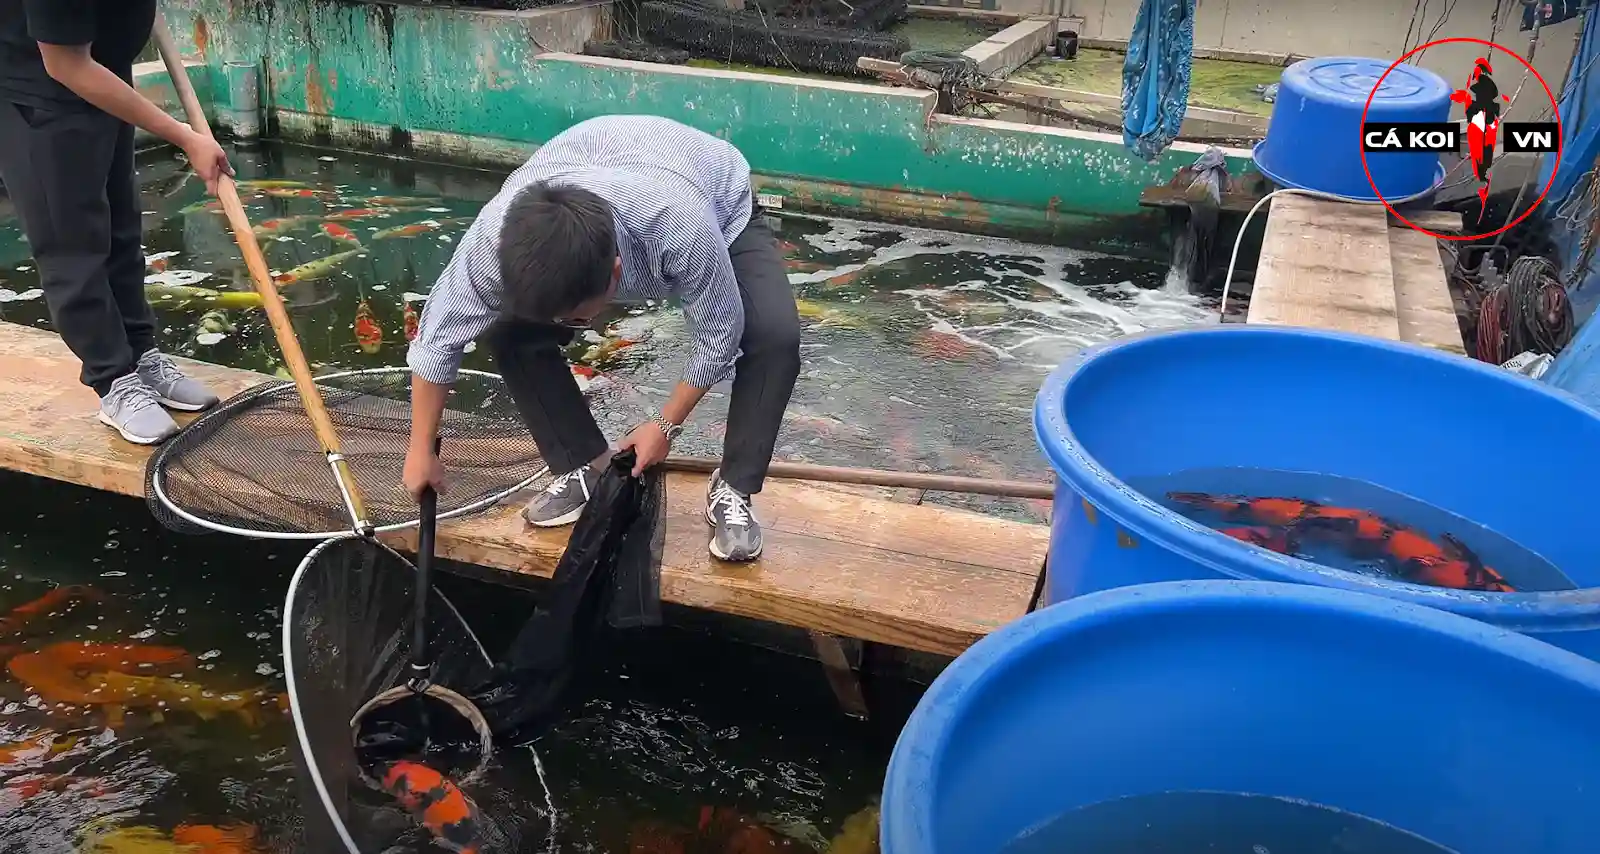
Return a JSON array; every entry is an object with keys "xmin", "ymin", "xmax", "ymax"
[
  {"xmin": 1253, "ymin": 56, "xmax": 1451, "ymax": 200},
  {"xmin": 1032, "ymin": 325, "xmax": 1600, "ymax": 660},
  {"xmin": 881, "ymin": 580, "xmax": 1600, "ymax": 854}
]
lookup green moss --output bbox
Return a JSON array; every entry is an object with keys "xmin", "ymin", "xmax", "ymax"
[
  {"xmin": 1010, "ymin": 47, "xmax": 1282, "ymax": 116},
  {"xmin": 887, "ymin": 16, "xmax": 1005, "ymax": 52}
]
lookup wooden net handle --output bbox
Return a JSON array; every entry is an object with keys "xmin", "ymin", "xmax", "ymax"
[{"xmin": 151, "ymin": 16, "xmax": 369, "ymax": 529}]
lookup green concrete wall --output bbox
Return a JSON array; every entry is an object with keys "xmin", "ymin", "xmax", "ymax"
[{"xmin": 157, "ymin": 0, "xmax": 1254, "ymax": 245}]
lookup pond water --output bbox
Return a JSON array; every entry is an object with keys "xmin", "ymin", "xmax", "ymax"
[{"xmin": 0, "ymin": 141, "xmax": 1217, "ymax": 849}]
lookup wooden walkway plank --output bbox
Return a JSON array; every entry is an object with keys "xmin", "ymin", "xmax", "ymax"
[
  {"xmin": 0, "ymin": 322, "xmax": 1043, "ymax": 657},
  {"xmin": 1389, "ymin": 225, "xmax": 1467, "ymax": 355},
  {"xmin": 1247, "ymin": 194, "xmax": 1402, "ymax": 340}
]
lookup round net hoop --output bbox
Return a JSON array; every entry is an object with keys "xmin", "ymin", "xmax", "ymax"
[
  {"xmin": 146, "ymin": 367, "xmax": 548, "ymax": 541},
  {"xmin": 283, "ymin": 534, "xmax": 558, "ymax": 854}
]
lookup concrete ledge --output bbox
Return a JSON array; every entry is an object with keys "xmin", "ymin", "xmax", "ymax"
[
  {"xmin": 962, "ymin": 16, "xmax": 1057, "ymax": 78},
  {"xmin": 132, "ymin": 58, "xmax": 215, "ymax": 147}
]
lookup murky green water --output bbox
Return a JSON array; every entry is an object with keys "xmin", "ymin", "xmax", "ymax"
[{"xmin": 0, "ymin": 141, "xmax": 1216, "ymax": 849}]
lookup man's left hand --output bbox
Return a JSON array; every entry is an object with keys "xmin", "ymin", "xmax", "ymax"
[{"xmin": 617, "ymin": 421, "xmax": 671, "ymax": 476}]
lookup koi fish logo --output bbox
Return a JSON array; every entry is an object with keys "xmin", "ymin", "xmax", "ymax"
[{"xmin": 1449, "ymin": 57, "xmax": 1510, "ymax": 211}]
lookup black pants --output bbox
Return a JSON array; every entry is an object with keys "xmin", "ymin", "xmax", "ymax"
[
  {"xmin": 0, "ymin": 101, "xmax": 155, "ymax": 396},
  {"xmin": 490, "ymin": 211, "xmax": 801, "ymax": 496}
]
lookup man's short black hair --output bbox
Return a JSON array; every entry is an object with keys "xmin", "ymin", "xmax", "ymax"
[{"xmin": 498, "ymin": 182, "xmax": 617, "ymax": 322}]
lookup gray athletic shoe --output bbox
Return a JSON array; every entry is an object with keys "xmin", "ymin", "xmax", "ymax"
[
  {"xmin": 523, "ymin": 464, "xmax": 599, "ymax": 528},
  {"xmin": 137, "ymin": 349, "xmax": 220, "ymax": 412},
  {"xmin": 706, "ymin": 468, "xmax": 762, "ymax": 561},
  {"xmin": 97, "ymin": 373, "xmax": 179, "ymax": 445}
]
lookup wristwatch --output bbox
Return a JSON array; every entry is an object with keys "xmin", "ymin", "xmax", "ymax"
[{"xmin": 650, "ymin": 416, "xmax": 683, "ymax": 443}]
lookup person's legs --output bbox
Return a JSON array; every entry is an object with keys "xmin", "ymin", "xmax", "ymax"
[
  {"xmin": 0, "ymin": 102, "xmax": 177, "ymax": 443},
  {"xmin": 487, "ymin": 317, "xmax": 612, "ymax": 527},
  {"xmin": 708, "ymin": 211, "xmax": 801, "ymax": 561},
  {"xmin": 100, "ymin": 117, "xmax": 217, "ymax": 412}
]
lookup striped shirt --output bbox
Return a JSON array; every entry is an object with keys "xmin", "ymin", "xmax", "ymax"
[{"xmin": 407, "ymin": 115, "xmax": 755, "ymax": 389}]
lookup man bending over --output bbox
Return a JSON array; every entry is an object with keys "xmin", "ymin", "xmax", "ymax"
[{"xmin": 403, "ymin": 115, "xmax": 800, "ymax": 562}]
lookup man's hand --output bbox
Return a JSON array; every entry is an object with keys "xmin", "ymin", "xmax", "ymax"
[
  {"xmin": 617, "ymin": 421, "xmax": 671, "ymax": 477},
  {"xmin": 181, "ymin": 129, "xmax": 234, "ymax": 196},
  {"xmin": 403, "ymin": 444, "xmax": 446, "ymax": 501}
]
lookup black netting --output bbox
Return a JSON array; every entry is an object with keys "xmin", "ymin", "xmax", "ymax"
[
  {"xmin": 636, "ymin": 0, "xmax": 910, "ymax": 77},
  {"xmin": 145, "ymin": 370, "xmax": 545, "ymax": 538},
  {"xmin": 286, "ymin": 537, "xmax": 555, "ymax": 854}
]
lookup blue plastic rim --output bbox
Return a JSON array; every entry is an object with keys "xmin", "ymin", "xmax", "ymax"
[
  {"xmin": 1252, "ymin": 56, "xmax": 1453, "ymax": 201},
  {"xmin": 1031, "ymin": 325, "xmax": 1600, "ymax": 658},
  {"xmin": 880, "ymin": 580, "xmax": 1600, "ymax": 854}
]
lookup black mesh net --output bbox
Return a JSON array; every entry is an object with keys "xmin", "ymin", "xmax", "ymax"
[
  {"xmin": 583, "ymin": 39, "xmax": 697, "ymax": 65},
  {"xmin": 633, "ymin": 0, "xmax": 911, "ymax": 77},
  {"xmin": 286, "ymin": 536, "xmax": 556, "ymax": 854},
  {"xmin": 145, "ymin": 369, "xmax": 546, "ymax": 538}
]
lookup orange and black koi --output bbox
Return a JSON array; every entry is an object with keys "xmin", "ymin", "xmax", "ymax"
[
  {"xmin": 354, "ymin": 299, "xmax": 383, "ymax": 354},
  {"xmin": 0, "ymin": 584, "xmax": 100, "ymax": 636},
  {"xmin": 379, "ymin": 760, "xmax": 484, "ymax": 854},
  {"xmin": 1219, "ymin": 525, "xmax": 1298, "ymax": 556}
]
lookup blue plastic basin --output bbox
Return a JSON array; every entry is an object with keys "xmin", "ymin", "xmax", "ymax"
[
  {"xmin": 1032, "ymin": 325, "xmax": 1600, "ymax": 660},
  {"xmin": 1253, "ymin": 56, "xmax": 1451, "ymax": 200},
  {"xmin": 881, "ymin": 580, "xmax": 1600, "ymax": 854}
]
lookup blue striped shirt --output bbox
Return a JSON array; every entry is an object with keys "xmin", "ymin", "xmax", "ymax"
[{"xmin": 407, "ymin": 115, "xmax": 755, "ymax": 389}]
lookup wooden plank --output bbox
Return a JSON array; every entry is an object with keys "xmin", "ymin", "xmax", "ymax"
[
  {"xmin": 1389, "ymin": 209, "xmax": 1463, "ymax": 234},
  {"xmin": 1388, "ymin": 226, "xmax": 1467, "ymax": 355},
  {"xmin": 0, "ymin": 322, "xmax": 1042, "ymax": 657},
  {"xmin": 1247, "ymin": 194, "xmax": 1401, "ymax": 340}
]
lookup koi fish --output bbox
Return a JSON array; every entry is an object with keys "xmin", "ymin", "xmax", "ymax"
[
  {"xmin": 628, "ymin": 822, "xmax": 691, "ymax": 854},
  {"xmin": 172, "ymin": 823, "xmax": 260, "ymax": 854},
  {"xmin": 404, "ymin": 300, "xmax": 420, "ymax": 342},
  {"xmin": 571, "ymin": 364, "xmax": 608, "ymax": 393},
  {"xmin": 1385, "ymin": 530, "xmax": 1515, "ymax": 592},
  {"xmin": 0, "ymin": 729, "xmax": 77, "ymax": 767},
  {"xmin": 580, "ymin": 336, "xmax": 639, "ymax": 366},
  {"xmin": 252, "ymin": 215, "xmax": 315, "ymax": 239},
  {"xmin": 261, "ymin": 187, "xmax": 323, "ymax": 199},
  {"xmin": 36, "ymin": 641, "xmax": 194, "ymax": 671},
  {"xmin": 271, "ymin": 249, "xmax": 362, "ymax": 285},
  {"xmin": 370, "ymin": 217, "xmax": 470, "ymax": 240},
  {"xmin": 794, "ymin": 298, "xmax": 858, "ymax": 328},
  {"xmin": 822, "ymin": 803, "xmax": 879, "ymax": 854},
  {"xmin": 362, "ymin": 195, "xmax": 441, "ymax": 206},
  {"xmin": 74, "ymin": 821, "xmax": 196, "ymax": 854},
  {"xmin": 145, "ymin": 254, "xmax": 174, "ymax": 274},
  {"xmin": 0, "ymin": 584, "xmax": 99, "ymax": 636},
  {"xmin": 180, "ymin": 199, "xmax": 224, "ymax": 215},
  {"xmin": 3, "ymin": 772, "xmax": 109, "ymax": 800},
  {"xmin": 237, "ymin": 180, "xmax": 309, "ymax": 190},
  {"xmin": 823, "ymin": 270, "xmax": 862, "ymax": 289},
  {"xmin": 1168, "ymin": 493, "xmax": 1328, "ymax": 528},
  {"xmin": 354, "ymin": 299, "xmax": 383, "ymax": 354},
  {"xmin": 698, "ymin": 807, "xmax": 801, "ymax": 852},
  {"xmin": 145, "ymin": 282, "xmax": 264, "ymax": 311},
  {"xmin": 911, "ymin": 327, "xmax": 983, "ymax": 360},
  {"xmin": 7, "ymin": 649, "xmax": 275, "ymax": 728},
  {"xmin": 378, "ymin": 760, "xmax": 485, "ymax": 854},
  {"xmin": 1219, "ymin": 525, "xmax": 1298, "ymax": 556},
  {"xmin": 324, "ymin": 206, "xmax": 423, "ymax": 222},
  {"xmin": 320, "ymin": 222, "xmax": 364, "ymax": 248}
]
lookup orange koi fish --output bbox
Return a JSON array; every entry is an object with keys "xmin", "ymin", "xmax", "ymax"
[
  {"xmin": 404, "ymin": 301, "xmax": 420, "ymax": 342},
  {"xmin": 697, "ymin": 807, "xmax": 801, "ymax": 852},
  {"xmin": 38, "ymin": 641, "xmax": 194, "ymax": 671},
  {"xmin": 323, "ymin": 208, "xmax": 389, "ymax": 222},
  {"xmin": 354, "ymin": 300, "xmax": 383, "ymax": 354},
  {"xmin": 0, "ymin": 584, "xmax": 100, "ymax": 636},
  {"xmin": 1219, "ymin": 526, "xmax": 1298, "ymax": 556},
  {"xmin": 320, "ymin": 222, "xmax": 364, "ymax": 248},
  {"xmin": 8, "ymin": 644, "xmax": 278, "ymax": 728},
  {"xmin": 0, "ymin": 729, "xmax": 77, "ymax": 768},
  {"xmin": 379, "ymin": 760, "xmax": 485, "ymax": 854},
  {"xmin": 371, "ymin": 220, "xmax": 449, "ymax": 240},
  {"xmin": 172, "ymin": 822, "xmax": 261, "ymax": 854},
  {"xmin": 3, "ymin": 773, "xmax": 110, "ymax": 800},
  {"xmin": 629, "ymin": 822, "xmax": 692, "ymax": 854},
  {"xmin": 1386, "ymin": 530, "xmax": 1515, "ymax": 592},
  {"xmin": 237, "ymin": 180, "xmax": 309, "ymax": 190},
  {"xmin": 911, "ymin": 328, "xmax": 983, "ymax": 360},
  {"xmin": 363, "ymin": 195, "xmax": 441, "ymax": 206},
  {"xmin": 261, "ymin": 187, "xmax": 322, "ymax": 199},
  {"xmin": 252, "ymin": 216, "xmax": 315, "ymax": 239},
  {"xmin": 824, "ymin": 270, "xmax": 861, "ymax": 289}
]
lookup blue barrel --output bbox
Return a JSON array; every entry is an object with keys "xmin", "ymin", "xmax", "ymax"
[
  {"xmin": 881, "ymin": 580, "xmax": 1600, "ymax": 854},
  {"xmin": 1032, "ymin": 325, "xmax": 1600, "ymax": 660},
  {"xmin": 1253, "ymin": 56, "xmax": 1451, "ymax": 200}
]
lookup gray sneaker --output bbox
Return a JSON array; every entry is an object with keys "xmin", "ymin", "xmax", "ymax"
[
  {"xmin": 522, "ymin": 464, "xmax": 599, "ymax": 528},
  {"xmin": 97, "ymin": 373, "xmax": 179, "ymax": 445},
  {"xmin": 137, "ymin": 349, "xmax": 220, "ymax": 412},
  {"xmin": 706, "ymin": 469, "xmax": 762, "ymax": 561}
]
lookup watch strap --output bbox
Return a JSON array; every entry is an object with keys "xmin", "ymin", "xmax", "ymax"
[{"xmin": 651, "ymin": 416, "xmax": 682, "ymax": 442}]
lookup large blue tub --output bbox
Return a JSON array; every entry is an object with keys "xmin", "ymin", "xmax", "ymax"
[
  {"xmin": 1032, "ymin": 325, "xmax": 1600, "ymax": 660},
  {"xmin": 881, "ymin": 580, "xmax": 1600, "ymax": 854}
]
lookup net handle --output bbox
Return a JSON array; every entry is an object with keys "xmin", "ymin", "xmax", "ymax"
[
  {"xmin": 151, "ymin": 15, "xmax": 371, "ymax": 534},
  {"xmin": 410, "ymin": 437, "xmax": 441, "ymax": 683}
]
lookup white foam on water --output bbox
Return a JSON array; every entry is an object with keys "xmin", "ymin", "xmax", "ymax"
[{"xmin": 145, "ymin": 269, "xmax": 212, "ymax": 287}]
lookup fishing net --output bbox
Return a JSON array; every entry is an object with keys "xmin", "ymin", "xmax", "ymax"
[
  {"xmin": 583, "ymin": 39, "xmax": 696, "ymax": 65},
  {"xmin": 285, "ymin": 535, "xmax": 558, "ymax": 854},
  {"xmin": 145, "ymin": 368, "xmax": 546, "ymax": 539},
  {"xmin": 635, "ymin": 0, "xmax": 910, "ymax": 77}
]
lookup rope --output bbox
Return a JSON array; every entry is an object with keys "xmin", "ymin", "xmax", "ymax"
[{"xmin": 1475, "ymin": 255, "xmax": 1574, "ymax": 364}]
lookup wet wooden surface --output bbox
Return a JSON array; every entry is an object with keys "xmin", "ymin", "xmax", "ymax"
[
  {"xmin": 1389, "ymin": 225, "xmax": 1467, "ymax": 355},
  {"xmin": 1248, "ymin": 194, "xmax": 1401, "ymax": 339},
  {"xmin": 0, "ymin": 322, "xmax": 1045, "ymax": 657}
]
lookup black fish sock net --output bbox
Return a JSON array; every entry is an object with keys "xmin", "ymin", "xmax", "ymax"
[
  {"xmin": 286, "ymin": 536, "xmax": 557, "ymax": 854},
  {"xmin": 145, "ymin": 369, "xmax": 546, "ymax": 538},
  {"xmin": 468, "ymin": 450, "xmax": 665, "ymax": 747}
]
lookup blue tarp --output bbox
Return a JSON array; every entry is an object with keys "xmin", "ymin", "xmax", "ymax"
[
  {"xmin": 1122, "ymin": 0, "xmax": 1196, "ymax": 161},
  {"xmin": 1541, "ymin": 6, "xmax": 1600, "ymax": 407}
]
